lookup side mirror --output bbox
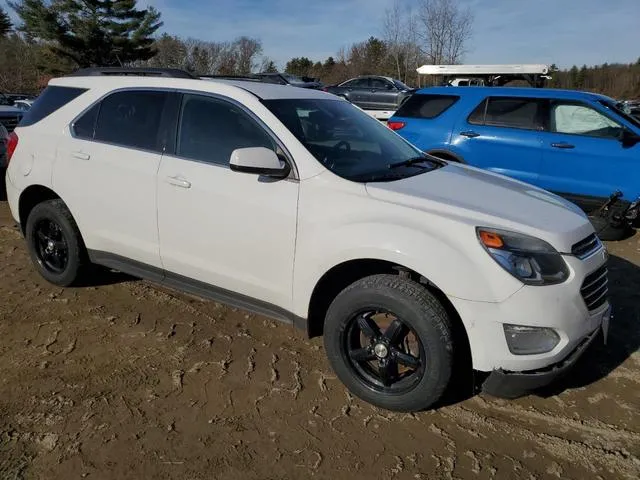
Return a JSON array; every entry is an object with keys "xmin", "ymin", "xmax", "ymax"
[
  {"xmin": 620, "ymin": 128, "xmax": 640, "ymax": 148},
  {"xmin": 229, "ymin": 147, "xmax": 291, "ymax": 179}
]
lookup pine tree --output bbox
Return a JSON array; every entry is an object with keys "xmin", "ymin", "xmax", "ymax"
[
  {"xmin": 9, "ymin": 0, "xmax": 163, "ymax": 67},
  {"xmin": 0, "ymin": 6, "xmax": 12, "ymax": 37}
]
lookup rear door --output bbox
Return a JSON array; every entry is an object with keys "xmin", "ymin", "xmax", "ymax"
[
  {"xmin": 538, "ymin": 99, "xmax": 640, "ymax": 209},
  {"xmin": 368, "ymin": 78, "xmax": 398, "ymax": 110},
  {"xmin": 451, "ymin": 96, "xmax": 544, "ymax": 185},
  {"xmin": 340, "ymin": 78, "xmax": 370, "ymax": 106},
  {"xmin": 53, "ymin": 89, "xmax": 176, "ymax": 268}
]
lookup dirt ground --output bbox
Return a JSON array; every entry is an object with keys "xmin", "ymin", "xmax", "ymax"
[{"xmin": 0, "ymin": 198, "xmax": 639, "ymax": 480}]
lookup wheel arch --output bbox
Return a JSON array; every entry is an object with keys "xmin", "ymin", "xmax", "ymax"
[{"xmin": 18, "ymin": 185, "xmax": 62, "ymax": 235}]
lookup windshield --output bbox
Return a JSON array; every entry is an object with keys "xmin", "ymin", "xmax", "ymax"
[
  {"xmin": 262, "ymin": 98, "xmax": 440, "ymax": 182},
  {"xmin": 599, "ymin": 100, "xmax": 640, "ymax": 130},
  {"xmin": 282, "ymin": 73, "xmax": 304, "ymax": 83},
  {"xmin": 393, "ymin": 80, "xmax": 411, "ymax": 91}
]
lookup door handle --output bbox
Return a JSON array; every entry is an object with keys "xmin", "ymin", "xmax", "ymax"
[
  {"xmin": 166, "ymin": 176, "xmax": 191, "ymax": 188},
  {"xmin": 72, "ymin": 152, "xmax": 90, "ymax": 160},
  {"xmin": 551, "ymin": 142, "xmax": 575, "ymax": 149},
  {"xmin": 460, "ymin": 131, "xmax": 480, "ymax": 138}
]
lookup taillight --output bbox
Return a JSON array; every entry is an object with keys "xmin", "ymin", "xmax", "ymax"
[
  {"xmin": 387, "ymin": 121, "xmax": 406, "ymax": 131},
  {"xmin": 6, "ymin": 131, "xmax": 18, "ymax": 163}
]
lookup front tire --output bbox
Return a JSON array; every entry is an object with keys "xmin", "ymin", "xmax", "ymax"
[
  {"xmin": 25, "ymin": 199, "xmax": 88, "ymax": 287},
  {"xmin": 323, "ymin": 274, "xmax": 454, "ymax": 412}
]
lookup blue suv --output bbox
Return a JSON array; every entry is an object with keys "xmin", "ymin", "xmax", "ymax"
[{"xmin": 388, "ymin": 87, "xmax": 640, "ymax": 239}]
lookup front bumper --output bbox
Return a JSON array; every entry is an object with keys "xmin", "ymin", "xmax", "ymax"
[{"xmin": 480, "ymin": 323, "xmax": 603, "ymax": 398}]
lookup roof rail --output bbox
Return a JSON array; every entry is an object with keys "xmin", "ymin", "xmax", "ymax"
[
  {"xmin": 199, "ymin": 74, "xmax": 263, "ymax": 81},
  {"xmin": 68, "ymin": 67, "xmax": 198, "ymax": 79}
]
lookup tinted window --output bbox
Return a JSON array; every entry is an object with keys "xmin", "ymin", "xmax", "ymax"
[
  {"xmin": 94, "ymin": 90, "xmax": 168, "ymax": 151},
  {"xmin": 72, "ymin": 104, "xmax": 100, "ymax": 139},
  {"xmin": 177, "ymin": 94, "xmax": 275, "ymax": 166},
  {"xmin": 395, "ymin": 94, "xmax": 459, "ymax": 119},
  {"xmin": 19, "ymin": 86, "xmax": 87, "ymax": 127},
  {"xmin": 467, "ymin": 98, "xmax": 487, "ymax": 124},
  {"xmin": 551, "ymin": 102, "xmax": 622, "ymax": 139},
  {"xmin": 370, "ymin": 78, "xmax": 391, "ymax": 89},
  {"xmin": 483, "ymin": 97, "xmax": 541, "ymax": 130},
  {"xmin": 343, "ymin": 78, "xmax": 369, "ymax": 88}
]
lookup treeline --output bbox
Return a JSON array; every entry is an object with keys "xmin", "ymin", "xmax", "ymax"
[
  {"xmin": 0, "ymin": 1, "xmax": 639, "ymax": 100},
  {"xmin": 549, "ymin": 63, "xmax": 640, "ymax": 99}
]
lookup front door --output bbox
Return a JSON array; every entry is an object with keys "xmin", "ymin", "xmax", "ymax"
[
  {"xmin": 368, "ymin": 78, "xmax": 398, "ymax": 110},
  {"xmin": 157, "ymin": 93, "xmax": 299, "ymax": 310},
  {"xmin": 539, "ymin": 99, "xmax": 640, "ymax": 210}
]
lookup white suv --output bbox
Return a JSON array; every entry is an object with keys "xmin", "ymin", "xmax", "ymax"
[{"xmin": 4, "ymin": 68, "xmax": 611, "ymax": 412}]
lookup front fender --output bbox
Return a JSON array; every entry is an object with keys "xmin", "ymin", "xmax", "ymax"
[{"xmin": 292, "ymin": 176, "xmax": 523, "ymax": 318}]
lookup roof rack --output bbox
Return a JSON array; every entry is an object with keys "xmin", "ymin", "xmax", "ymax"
[
  {"xmin": 68, "ymin": 67, "xmax": 198, "ymax": 79},
  {"xmin": 199, "ymin": 74, "xmax": 264, "ymax": 82}
]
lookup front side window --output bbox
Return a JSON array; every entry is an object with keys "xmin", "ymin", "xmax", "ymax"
[
  {"xmin": 263, "ymin": 98, "xmax": 441, "ymax": 182},
  {"xmin": 469, "ymin": 97, "xmax": 541, "ymax": 130},
  {"xmin": 177, "ymin": 94, "xmax": 275, "ymax": 166},
  {"xmin": 93, "ymin": 90, "xmax": 169, "ymax": 151},
  {"xmin": 551, "ymin": 102, "xmax": 623, "ymax": 139}
]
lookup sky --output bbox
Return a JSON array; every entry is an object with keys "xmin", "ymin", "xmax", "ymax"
[{"xmin": 2, "ymin": 0, "xmax": 639, "ymax": 70}]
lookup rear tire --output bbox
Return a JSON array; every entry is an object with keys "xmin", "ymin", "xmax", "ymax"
[
  {"xmin": 323, "ymin": 274, "xmax": 454, "ymax": 412},
  {"xmin": 25, "ymin": 199, "xmax": 88, "ymax": 287}
]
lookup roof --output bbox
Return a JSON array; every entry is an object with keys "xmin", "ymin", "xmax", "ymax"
[
  {"xmin": 50, "ymin": 74, "xmax": 336, "ymax": 101},
  {"xmin": 416, "ymin": 86, "xmax": 614, "ymax": 102},
  {"xmin": 416, "ymin": 64, "xmax": 550, "ymax": 75}
]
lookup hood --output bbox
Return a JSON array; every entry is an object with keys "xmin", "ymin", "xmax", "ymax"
[{"xmin": 365, "ymin": 162, "xmax": 594, "ymax": 252}]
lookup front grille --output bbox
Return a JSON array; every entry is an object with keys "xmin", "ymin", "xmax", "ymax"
[
  {"xmin": 0, "ymin": 115, "xmax": 21, "ymax": 133},
  {"xmin": 580, "ymin": 265, "xmax": 609, "ymax": 312},
  {"xmin": 572, "ymin": 233, "xmax": 601, "ymax": 258}
]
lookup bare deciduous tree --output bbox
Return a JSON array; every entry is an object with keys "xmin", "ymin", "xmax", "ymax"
[
  {"xmin": 417, "ymin": 0, "xmax": 473, "ymax": 65},
  {"xmin": 235, "ymin": 36, "xmax": 262, "ymax": 74}
]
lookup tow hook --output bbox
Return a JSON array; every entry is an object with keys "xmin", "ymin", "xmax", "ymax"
[
  {"xmin": 623, "ymin": 196, "xmax": 640, "ymax": 222},
  {"xmin": 592, "ymin": 190, "xmax": 624, "ymax": 226}
]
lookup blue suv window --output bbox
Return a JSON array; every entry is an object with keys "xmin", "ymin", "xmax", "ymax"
[
  {"xmin": 549, "ymin": 101, "xmax": 623, "ymax": 139},
  {"xmin": 469, "ymin": 97, "xmax": 542, "ymax": 130},
  {"xmin": 395, "ymin": 94, "xmax": 459, "ymax": 119}
]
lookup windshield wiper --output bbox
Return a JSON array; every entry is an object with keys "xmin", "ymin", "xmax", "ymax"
[{"xmin": 388, "ymin": 155, "xmax": 446, "ymax": 170}]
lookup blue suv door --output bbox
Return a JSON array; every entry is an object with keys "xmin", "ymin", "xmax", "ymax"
[
  {"xmin": 538, "ymin": 98, "xmax": 640, "ymax": 210},
  {"xmin": 450, "ymin": 96, "xmax": 544, "ymax": 185}
]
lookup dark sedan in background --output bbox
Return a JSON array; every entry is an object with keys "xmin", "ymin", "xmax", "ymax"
[
  {"xmin": 323, "ymin": 75, "xmax": 416, "ymax": 111},
  {"xmin": 254, "ymin": 72, "xmax": 324, "ymax": 89}
]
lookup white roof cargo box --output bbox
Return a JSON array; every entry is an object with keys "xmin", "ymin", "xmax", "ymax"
[{"xmin": 416, "ymin": 64, "xmax": 550, "ymax": 76}]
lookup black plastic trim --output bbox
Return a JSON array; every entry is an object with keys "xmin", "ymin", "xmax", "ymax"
[
  {"xmin": 88, "ymin": 250, "xmax": 307, "ymax": 331},
  {"xmin": 481, "ymin": 326, "xmax": 601, "ymax": 399}
]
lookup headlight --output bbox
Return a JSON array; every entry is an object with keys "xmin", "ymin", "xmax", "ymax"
[
  {"xmin": 476, "ymin": 227, "xmax": 569, "ymax": 286},
  {"xmin": 503, "ymin": 324, "xmax": 561, "ymax": 355}
]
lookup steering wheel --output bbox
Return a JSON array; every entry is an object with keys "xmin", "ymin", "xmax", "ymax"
[{"xmin": 333, "ymin": 140, "xmax": 351, "ymax": 154}]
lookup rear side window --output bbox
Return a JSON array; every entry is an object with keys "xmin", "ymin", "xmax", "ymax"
[
  {"xmin": 19, "ymin": 86, "xmax": 87, "ymax": 127},
  {"xmin": 395, "ymin": 94, "xmax": 459, "ymax": 119},
  {"xmin": 72, "ymin": 104, "xmax": 100, "ymax": 140},
  {"xmin": 93, "ymin": 90, "xmax": 169, "ymax": 152},
  {"xmin": 469, "ymin": 97, "xmax": 541, "ymax": 130}
]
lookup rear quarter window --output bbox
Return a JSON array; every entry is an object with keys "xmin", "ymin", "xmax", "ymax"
[
  {"xmin": 395, "ymin": 94, "xmax": 459, "ymax": 119},
  {"xmin": 19, "ymin": 86, "xmax": 87, "ymax": 127}
]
